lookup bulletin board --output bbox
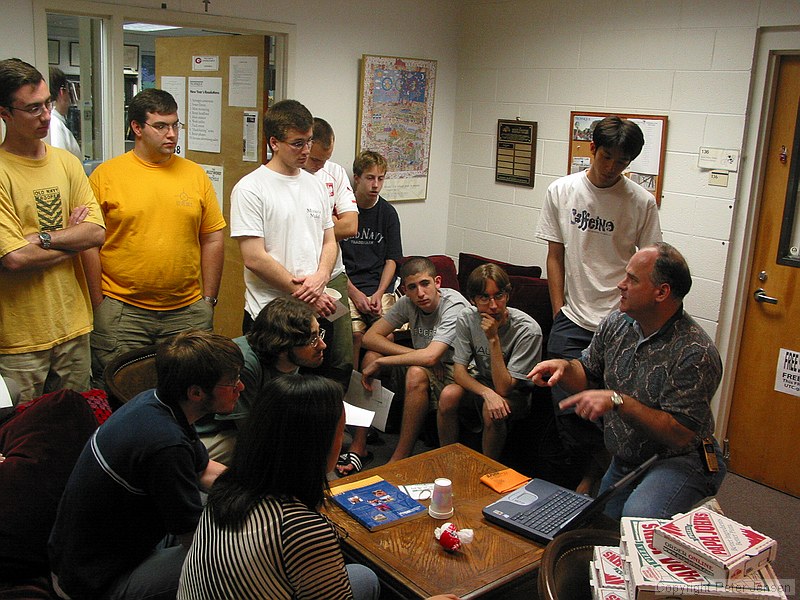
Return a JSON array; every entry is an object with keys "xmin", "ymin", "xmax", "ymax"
[{"xmin": 569, "ymin": 111, "xmax": 668, "ymax": 206}]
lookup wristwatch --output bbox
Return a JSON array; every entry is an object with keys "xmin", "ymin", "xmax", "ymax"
[
  {"xmin": 38, "ymin": 232, "xmax": 52, "ymax": 249},
  {"xmin": 203, "ymin": 296, "xmax": 218, "ymax": 307},
  {"xmin": 610, "ymin": 391, "xmax": 624, "ymax": 411}
]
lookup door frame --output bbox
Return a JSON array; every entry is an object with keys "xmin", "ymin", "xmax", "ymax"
[
  {"xmin": 717, "ymin": 27, "xmax": 800, "ymax": 440},
  {"xmin": 32, "ymin": 0, "xmax": 296, "ymax": 161}
]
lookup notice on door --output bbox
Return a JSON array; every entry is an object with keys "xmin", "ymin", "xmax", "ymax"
[
  {"xmin": 774, "ymin": 348, "xmax": 800, "ymax": 397},
  {"xmin": 188, "ymin": 77, "xmax": 222, "ymax": 153}
]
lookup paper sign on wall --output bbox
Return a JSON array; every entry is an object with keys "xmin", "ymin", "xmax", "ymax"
[
  {"xmin": 187, "ymin": 77, "xmax": 222, "ymax": 153},
  {"xmin": 200, "ymin": 164, "xmax": 224, "ymax": 211},
  {"xmin": 192, "ymin": 55, "xmax": 219, "ymax": 71},
  {"xmin": 243, "ymin": 111, "xmax": 258, "ymax": 162},
  {"xmin": 775, "ymin": 348, "xmax": 800, "ymax": 397}
]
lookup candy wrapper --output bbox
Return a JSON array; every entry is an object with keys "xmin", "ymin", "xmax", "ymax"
[{"xmin": 434, "ymin": 522, "xmax": 474, "ymax": 552}]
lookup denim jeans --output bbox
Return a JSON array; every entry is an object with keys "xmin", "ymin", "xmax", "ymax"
[
  {"xmin": 600, "ymin": 441, "xmax": 727, "ymax": 520},
  {"xmin": 346, "ymin": 563, "xmax": 380, "ymax": 600}
]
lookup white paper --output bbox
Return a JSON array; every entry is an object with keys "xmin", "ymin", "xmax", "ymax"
[
  {"xmin": 0, "ymin": 377, "xmax": 12, "ymax": 408},
  {"xmin": 398, "ymin": 483, "xmax": 435, "ymax": 500},
  {"xmin": 775, "ymin": 347, "xmax": 800, "ymax": 397},
  {"xmin": 200, "ymin": 164, "xmax": 224, "ymax": 212},
  {"xmin": 343, "ymin": 402, "xmax": 375, "ymax": 428},
  {"xmin": 192, "ymin": 55, "xmax": 219, "ymax": 71},
  {"xmin": 628, "ymin": 118, "xmax": 663, "ymax": 175},
  {"xmin": 229, "ymin": 56, "xmax": 258, "ymax": 107},
  {"xmin": 160, "ymin": 76, "xmax": 186, "ymax": 123},
  {"xmin": 323, "ymin": 300, "xmax": 350, "ymax": 323},
  {"xmin": 188, "ymin": 77, "xmax": 222, "ymax": 153},
  {"xmin": 242, "ymin": 111, "xmax": 258, "ymax": 162},
  {"xmin": 343, "ymin": 371, "xmax": 395, "ymax": 432}
]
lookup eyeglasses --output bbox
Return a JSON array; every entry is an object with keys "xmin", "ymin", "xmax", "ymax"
[
  {"xmin": 144, "ymin": 121, "xmax": 183, "ymax": 134},
  {"xmin": 474, "ymin": 291, "xmax": 508, "ymax": 305},
  {"xmin": 305, "ymin": 329, "xmax": 326, "ymax": 348},
  {"xmin": 215, "ymin": 377, "xmax": 242, "ymax": 390},
  {"xmin": 283, "ymin": 137, "xmax": 314, "ymax": 150},
  {"xmin": 6, "ymin": 99, "xmax": 53, "ymax": 117}
]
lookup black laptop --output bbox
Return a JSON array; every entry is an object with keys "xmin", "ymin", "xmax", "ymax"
[{"xmin": 483, "ymin": 454, "xmax": 658, "ymax": 543}]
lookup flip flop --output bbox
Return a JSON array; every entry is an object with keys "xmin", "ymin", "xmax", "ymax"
[{"xmin": 335, "ymin": 451, "xmax": 373, "ymax": 477}]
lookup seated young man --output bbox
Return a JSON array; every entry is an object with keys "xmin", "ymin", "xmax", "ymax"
[
  {"xmin": 438, "ymin": 264, "xmax": 542, "ymax": 460},
  {"xmin": 195, "ymin": 296, "xmax": 326, "ymax": 464},
  {"xmin": 341, "ymin": 150, "xmax": 403, "ymax": 369},
  {"xmin": 337, "ymin": 257, "xmax": 469, "ymax": 475},
  {"xmin": 48, "ymin": 331, "xmax": 243, "ymax": 600}
]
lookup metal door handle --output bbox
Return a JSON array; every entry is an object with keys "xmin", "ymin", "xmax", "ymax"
[{"xmin": 754, "ymin": 288, "xmax": 778, "ymax": 304}]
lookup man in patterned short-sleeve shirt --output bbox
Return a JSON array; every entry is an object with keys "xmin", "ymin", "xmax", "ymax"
[{"xmin": 528, "ymin": 243, "xmax": 726, "ymax": 520}]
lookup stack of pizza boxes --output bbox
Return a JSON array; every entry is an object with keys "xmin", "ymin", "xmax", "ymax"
[{"xmin": 591, "ymin": 507, "xmax": 785, "ymax": 600}]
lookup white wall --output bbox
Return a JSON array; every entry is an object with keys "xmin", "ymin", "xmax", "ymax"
[
  {"xmin": 4, "ymin": 0, "xmax": 460, "ymax": 256},
  {"xmin": 448, "ymin": 0, "xmax": 800, "ymax": 341}
]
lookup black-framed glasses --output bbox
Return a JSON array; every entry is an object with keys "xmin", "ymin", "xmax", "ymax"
[
  {"xmin": 144, "ymin": 121, "xmax": 183, "ymax": 134},
  {"xmin": 305, "ymin": 329, "xmax": 326, "ymax": 348},
  {"xmin": 283, "ymin": 137, "xmax": 313, "ymax": 150},
  {"xmin": 7, "ymin": 99, "xmax": 53, "ymax": 117},
  {"xmin": 475, "ymin": 291, "xmax": 508, "ymax": 305}
]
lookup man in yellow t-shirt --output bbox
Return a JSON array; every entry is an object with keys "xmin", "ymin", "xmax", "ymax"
[
  {"xmin": 83, "ymin": 89, "xmax": 226, "ymax": 388},
  {"xmin": 0, "ymin": 59, "xmax": 105, "ymax": 403}
]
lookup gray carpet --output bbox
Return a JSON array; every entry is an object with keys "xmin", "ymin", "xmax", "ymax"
[{"xmin": 715, "ymin": 472, "xmax": 799, "ymax": 582}]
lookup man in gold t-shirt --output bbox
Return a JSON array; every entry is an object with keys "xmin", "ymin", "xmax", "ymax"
[
  {"xmin": 83, "ymin": 89, "xmax": 226, "ymax": 388},
  {"xmin": 0, "ymin": 59, "xmax": 105, "ymax": 403}
]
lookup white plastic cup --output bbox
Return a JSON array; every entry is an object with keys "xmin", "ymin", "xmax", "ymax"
[
  {"xmin": 324, "ymin": 287, "xmax": 342, "ymax": 301},
  {"xmin": 428, "ymin": 477, "xmax": 454, "ymax": 519}
]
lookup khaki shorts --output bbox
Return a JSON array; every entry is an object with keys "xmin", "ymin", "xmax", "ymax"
[
  {"xmin": 393, "ymin": 362, "xmax": 455, "ymax": 411},
  {"xmin": 349, "ymin": 293, "xmax": 398, "ymax": 334}
]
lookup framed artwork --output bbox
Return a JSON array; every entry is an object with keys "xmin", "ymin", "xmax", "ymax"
[
  {"xmin": 48, "ymin": 39, "xmax": 59, "ymax": 65},
  {"xmin": 568, "ymin": 111, "xmax": 668, "ymax": 206},
  {"xmin": 69, "ymin": 42, "xmax": 80, "ymax": 67},
  {"xmin": 357, "ymin": 54, "xmax": 437, "ymax": 202},
  {"xmin": 124, "ymin": 44, "xmax": 139, "ymax": 72}
]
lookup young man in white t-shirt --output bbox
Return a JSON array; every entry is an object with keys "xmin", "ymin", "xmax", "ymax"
[
  {"xmin": 535, "ymin": 115, "xmax": 662, "ymax": 492},
  {"xmin": 230, "ymin": 100, "xmax": 338, "ymax": 337},
  {"xmin": 300, "ymin": 117, "xmax": 358, "ymax": 387}
]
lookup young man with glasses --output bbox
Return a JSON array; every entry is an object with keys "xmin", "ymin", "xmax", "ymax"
[
  {"xmin": 49, "ymin": 330, "xmax": 243, "ymax": 600},
  {"xmin": 196, "ymin": 296, "xmax": 328, "ymax": 464},
  {"xmin": 230, "ymin": 99, "xmax": 338, "ymax": 343},
  {"xmin": 438, "ymin": 264, "xmax": 542, "ymax": 460},
  {"xmin": 0, "ymin": 58, "xmax": 105, "ymax": 403},
  {"xmin": 82, "ymin": 88, "xmax": 226, "ymax": 388}
]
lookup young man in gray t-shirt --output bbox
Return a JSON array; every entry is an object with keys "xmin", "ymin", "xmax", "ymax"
[
  {"xmin": 336, "ymin": 257, "xmax": 469, "ymax": 474},
  {"xmin": 439, "ymin": 264, "xmax": 542, "ymax": 460}
]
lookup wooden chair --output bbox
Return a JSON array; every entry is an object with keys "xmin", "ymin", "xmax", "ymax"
[
  {"xmin": 103, "ymin": 345, "xmax": 159, "ymax": 409},
  {"xmin": 537, "ymin": 527, "xmax": 621, "ymax": 600}
]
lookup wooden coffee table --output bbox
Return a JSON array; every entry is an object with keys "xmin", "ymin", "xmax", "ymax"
[{"xmin": 322, "ymin": 443, "xmax": 544, "ymax": 599}]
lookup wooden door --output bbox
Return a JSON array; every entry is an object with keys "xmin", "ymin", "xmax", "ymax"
[
  {"xmin": 726, "ymin": 55, "xmax": 800, "ymax": 497},
  {"xmin": 155, "ymin": 34, "xmax": 269, "ymax": 338}
]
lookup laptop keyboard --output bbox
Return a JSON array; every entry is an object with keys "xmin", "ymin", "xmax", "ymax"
[{"xmin": 509, "ymin": 490, "xmax": 591, "ymax": 534}]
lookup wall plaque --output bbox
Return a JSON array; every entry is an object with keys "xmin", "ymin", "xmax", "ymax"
[{"xmin": 495, "ymin": 119, "xmax": 536, "ymax": 187}]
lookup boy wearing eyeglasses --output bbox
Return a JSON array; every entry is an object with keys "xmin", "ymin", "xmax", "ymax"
[
  {"xmin": 83, "ymin": 88, "xmax": 226, "ymax": 388},
  {"xmin": 0, "ymin": 58, "xmax": 105, "ymax": 403},
  {"xmin": 438, "ymin": 264, "xmax": 542, "ymax": 460},
  {"xmin": 196, "ymin": 296, "xmax": 327, "ymax": 464}
]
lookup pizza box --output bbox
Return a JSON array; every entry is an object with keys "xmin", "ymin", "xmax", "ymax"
[
  {"xmin": 592, "ymin": 545, "xmax": 626, "ymax": 589},
  {"xmin": 621, "ymin": 517, "xmax": 786, "ymax": 600},
  {"xmin": 592, "ymin": 587, "xmax": 630, "ymax": 600},
  {"xmin": 653, "ymin": 507, "xmax": 777, "ymax": 581}
]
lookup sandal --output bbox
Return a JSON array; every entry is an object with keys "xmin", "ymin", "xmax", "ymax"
[{"xmin": 335, "ymin": 451, "xmax": 373, "ymax": 477}]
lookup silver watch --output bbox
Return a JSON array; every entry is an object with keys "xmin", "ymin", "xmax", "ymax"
[
  {"xmin": 39, "ymin": 231, "xmax": 52, "ymax": 249},
  {"xmin": 610, "ymin": 391, "xmax": 624, "ymax": 410},
  {"xmin": 203, "ymin": 296, "xmax": 218, "ymax": 307}
]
